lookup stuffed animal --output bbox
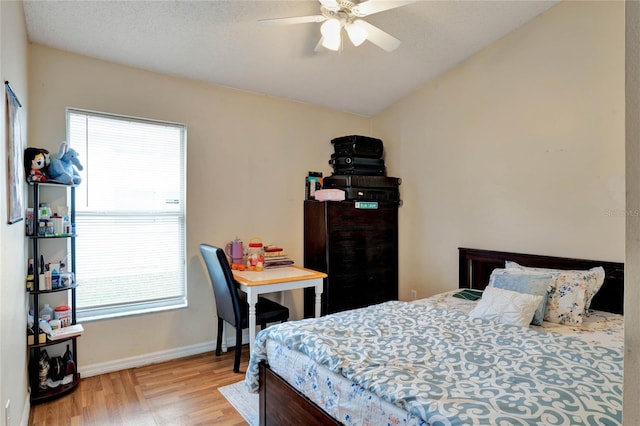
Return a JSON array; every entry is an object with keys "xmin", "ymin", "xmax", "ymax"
[
  {"xmin": 24, "ymin": 147, "xmax": 50, "ymax": 183},
  {"xmin": 47, "ymin": 142, "xmax": 83, "ymax": 185}
]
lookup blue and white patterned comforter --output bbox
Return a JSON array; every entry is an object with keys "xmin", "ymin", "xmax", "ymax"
[{"xmin": 245, "ymin": 301, "xmax": 623, "ymax": 425}]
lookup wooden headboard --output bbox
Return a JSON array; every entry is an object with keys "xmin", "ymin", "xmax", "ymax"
[{"xmin": 458, "ymin": 247, "xmax": 624, "ymax": 314}]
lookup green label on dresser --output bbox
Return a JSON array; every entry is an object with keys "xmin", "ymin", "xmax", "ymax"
[{"xmin": 355, "ymin": 201, "xmax": 379, "ymax": 209}]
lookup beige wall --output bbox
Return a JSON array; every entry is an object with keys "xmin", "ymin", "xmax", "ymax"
[
  {"xmin": 373, "ymin": 0, "xmax": 625, "ymax": 300},
  {"xmin": 1, "ymin": 1, "xmax": 30, "ymax": 424},
  {"xmin": 28, "ymin": 44, "xmax": 371, "ymax": 371}
]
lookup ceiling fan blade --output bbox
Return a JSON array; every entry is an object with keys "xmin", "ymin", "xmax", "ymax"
[
  {"xmin": 352, "ymin": 0, "xmax": 418, "ymax": 17},
  {"xmin": 258, "ymin": 15, "xmax": 326, "ymax": 26},
  {"xmin": 356, "ymin": 20, "xmax": 401, "ymax": 52},
  {"xmin": 318, "ymin": 0, "xmax": 340, "ymax": 11},
  {"xmin": 314, "ymin": 37, "xmax": 325, "ymax": 52}
]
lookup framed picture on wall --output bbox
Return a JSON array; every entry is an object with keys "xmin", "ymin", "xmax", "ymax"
[{"xmin": 5, "ymin": 81, "xmax": 24, "ymax": 224}]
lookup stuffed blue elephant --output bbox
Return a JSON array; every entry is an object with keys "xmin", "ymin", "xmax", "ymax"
[{"xmin": 47, "ymin": 142, "xmax": 83, "ymax": 185}]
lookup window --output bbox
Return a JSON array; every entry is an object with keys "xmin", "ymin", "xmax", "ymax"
[{"xmin": 67, "ymin": 109, "xmax": 186, "ymax": 320}]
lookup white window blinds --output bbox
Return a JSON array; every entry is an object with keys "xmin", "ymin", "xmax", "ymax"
[{"xmin": 67, "ymin": 109, "xmax": 187, "ymax": 320}]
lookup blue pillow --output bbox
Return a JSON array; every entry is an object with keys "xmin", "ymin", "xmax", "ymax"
[{"xmin": 490, "ymin": 272, "xmax": 554, "ymax": 326}]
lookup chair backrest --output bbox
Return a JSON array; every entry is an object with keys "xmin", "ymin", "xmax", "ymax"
[{"xmin": 199, "ymin": 244, "xmax": 242, "ymax": 328}]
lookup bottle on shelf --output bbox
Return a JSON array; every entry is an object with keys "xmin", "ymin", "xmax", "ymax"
[
  {"xmin": 26, "ymin": 208, "xmax": 35, "ymax": 236},
  {"xmin": 37, "ymin": 221, "xmax": 46, "ymax": 237},
  {"xmin": 39, "ymin": 304, "xmax": 53, "ymax": 322},
  {"xmin": 63, "ymin": 214, "xmax": 71, "ymax": 235},
  {"xmin": 38, "ymin": 203, "xmax": 51, "ymax": 220}
]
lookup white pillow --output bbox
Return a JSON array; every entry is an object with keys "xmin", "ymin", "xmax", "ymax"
[
  {"xmin": 469, "ymin": 286, "xmax": 543, "ymax": 327},
  {"xmin": 487, "ymin": 269, "xmax": 553, "ymax": 326}
]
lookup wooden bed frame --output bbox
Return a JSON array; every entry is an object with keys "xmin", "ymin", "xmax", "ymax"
[
  {"xmin": 258, "ymin": 247, "xmax": 625, "ymax": 425},
  {"xmin": 458, "ymin": 247, "xmax": 624, "ymax": 314}
]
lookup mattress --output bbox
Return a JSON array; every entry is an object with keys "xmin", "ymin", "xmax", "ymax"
[{"xmin": 245, "ymin": 291, "xmax": 624, "ymax": 425}]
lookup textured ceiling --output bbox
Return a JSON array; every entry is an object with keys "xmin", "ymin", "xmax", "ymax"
[{"xmin": 22, "ymin": 0, "xmax": 559, "ymax": 116}]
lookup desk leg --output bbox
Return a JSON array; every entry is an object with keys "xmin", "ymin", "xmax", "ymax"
[
  {"xmin": 247, "ymin": 290, "xmax": 258, "ymax": 353},
  {"xmin": 314, "ymin": 282, "xmax": 323, "ymax": 318}
]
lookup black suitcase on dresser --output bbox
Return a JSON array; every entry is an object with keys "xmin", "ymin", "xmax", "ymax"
[
  {"xmin": 328, "ymin": 156, "xmax": 385, "ymax": 168},
  {"xmin": 330, "ymin": 165, "xmax": 386, "ymax": 176},
  {"xmin": 323, "ymin": 174, "xmax": 401, "ymax": 203},
  {"xmin": 342, "ymin": 187, "xmax": 401, "ymax": 203},
  {"xmin": 331, "ymin": 135, "xmax": 384, "ymax": 159},
  {"xmin": 323, "ymin": 174, "xmax": 401, "ymax": 189}
]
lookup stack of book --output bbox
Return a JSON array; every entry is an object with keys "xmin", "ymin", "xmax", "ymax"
[{"xmin": 263, "ymin": 245, "xmax": 294, "ymax": 269}]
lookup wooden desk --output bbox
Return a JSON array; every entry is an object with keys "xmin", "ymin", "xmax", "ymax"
[{"xmin": 232, "ymin": 266, "xmax": 327, "ymax": 352}]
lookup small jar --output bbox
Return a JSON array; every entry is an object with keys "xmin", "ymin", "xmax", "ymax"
[
  {"xmin": 54, "ymin": 305, "xmax": 71, "ymax": 327},
  {"xmin": 37, "ymin": 221, "xmax": 46, "ymax": 236},
  {"xmin": 247, "ymin": 238, "xmax": 264, "ymax": 269}
]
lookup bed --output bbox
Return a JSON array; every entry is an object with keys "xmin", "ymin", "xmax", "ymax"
[{"xmin": 245, "ymin": 247, "xmax": 625, "ymax": 425}]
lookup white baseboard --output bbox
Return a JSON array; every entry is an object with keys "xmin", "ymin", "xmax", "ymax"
[
  {"xmin": 79, "ymin": 341, "xmax": 217, "ymax": 378},
  {"xmin": 79, "ymin": 327, "xmax": 250, "ymax": 378}
]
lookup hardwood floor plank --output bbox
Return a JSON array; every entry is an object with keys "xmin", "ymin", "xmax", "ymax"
[{"xmin": 29, "ymin": 348, "xmax": 250, "ymax": 425}]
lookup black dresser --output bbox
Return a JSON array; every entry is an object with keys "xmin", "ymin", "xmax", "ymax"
[{"xmin": 303, "ymin": 200, "xmax": 399, "ymax": 317}]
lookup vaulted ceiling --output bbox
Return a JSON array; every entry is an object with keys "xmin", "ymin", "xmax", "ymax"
[{"xmin": 22, "ymin": 0, "xmax": 559, "ymax": 116}]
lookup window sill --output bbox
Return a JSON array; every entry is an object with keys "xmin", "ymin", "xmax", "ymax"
[{"xmin": 77, "ymin": 300, "xmax": 188, "ymax": 323}]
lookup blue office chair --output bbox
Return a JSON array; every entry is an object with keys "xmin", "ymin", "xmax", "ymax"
[{"xmin": 199, "ymin": 244, "xmax": 289, "ymax": 373}]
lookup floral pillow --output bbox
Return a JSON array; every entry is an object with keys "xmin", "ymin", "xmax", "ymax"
[
  {"xmin": 543, "ymin": 275, "xmax": 588, "ymax": 324},
  {"xmin": 469, "ymin": 286, "xmax": 543, "ymax": 327},
  {"xmin": 505, "ymin": 261, "xmax": 605, "ymax": 325}
]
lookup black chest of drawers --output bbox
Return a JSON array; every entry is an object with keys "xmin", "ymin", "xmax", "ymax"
[{"xmin": 303, "ymin": 200, "xmax": 399, "ymax": 317}]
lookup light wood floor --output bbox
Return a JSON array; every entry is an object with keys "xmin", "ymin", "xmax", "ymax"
[{"xmin": 28, "ymin": 347, "xmax": 250, "ymax": 426}]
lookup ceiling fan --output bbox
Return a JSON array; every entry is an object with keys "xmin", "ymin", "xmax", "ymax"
[{"xmin": 257, "ymin": 0, "xmax": 418, "ymax": 52}]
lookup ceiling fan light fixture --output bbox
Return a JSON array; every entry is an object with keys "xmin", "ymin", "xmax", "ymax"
[
  {"xmin": 258, "ymin": 0, "xmax": 415, "ymax": 53},
  {"xmin": 321, "ymin": 18, "xmax": 342, "ymax": 51},
  {"xmin": 346, "ymin": 20, "xmax": 368, "ymax": 46}
]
